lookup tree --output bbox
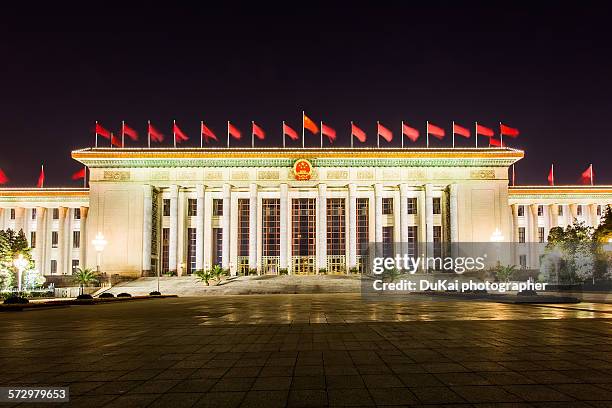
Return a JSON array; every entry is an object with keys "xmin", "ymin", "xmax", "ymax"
[
  {"xmin": 0, "ymin": 229, "xmax": 34, "ymax": 291},
  {"xmin": 593, "ymin": 205, "xmax": 612, "ymax": 281},
  {"xmin": 495, "ymin": 264, "xmax": 516, "ymax": 283},
  {"xmin": 72, "ymin": 267, "xmax": 100, "ymax": 295},
  {"xmin": 195, "ymin": 268, "xmax": 214, "ymax": 286},
  {"xmin": 211, "ymin": 265, "xmax": 228, "ymax": 285}
]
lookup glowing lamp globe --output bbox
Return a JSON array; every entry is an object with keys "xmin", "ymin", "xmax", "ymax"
[
  {"xmin": 92, "ymin": 232, "xmax": 107, "ymax": 253},
  {"xmin": 490, "ymin": 229, "xmax": 504, "ymax": 243},
  {"xmin": 13, "ymin": 253, "xmax": 28, "ymax": 271}
]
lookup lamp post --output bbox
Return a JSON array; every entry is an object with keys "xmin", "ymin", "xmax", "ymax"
[
  {"xmin": 490, "ymin": 228, "xmax": 504, "ymax": 268},
  {"xmin": 92, "ymin": 232, "xmax": 107, "ymax": 277},
  {"xmin": 13, "ymin": 254, "xmax": 28, "ymax": 294}
]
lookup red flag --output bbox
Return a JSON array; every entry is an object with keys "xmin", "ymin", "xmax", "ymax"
[
  {"xmin": 402, "ymin": 123, "xmax": 419, "ymax": 142},
  {"xmin": 581, "ymin": 164, "xmax": 594, "ymax": 185},
  {"xmin": 548, "ymin": 164, "xmax": 554, "ymax": 186},
  {"xmin": 252, "ymin": 122, "xmax": 265, "ymax": 140},
  {"xmin": 0, "ymin": 168, "xmax": 8, "ymax": 184},
  {"xmin": 453, "ymin": 123, "xmax": 470, "ymax": 138},
  {"xmin": 283, "ymin": 122, "xmax": 299, "ymax": 140},
  {"xmin": 377, "ymin": 122, "xmax": 393, "ymax": 142},
  {"xmin": 476, "ymin": 123, "xmax": 494, "ymax": 137},
  {"xmin": 201, "ymin": 122, "xmax": 218, "ymax": 142},
  {"xmin": 72, "ymin": 168, "xmax": 86, "ymax": 180},
  {"xmin": 228, "ymin": 122, "xmax": 241, "ymax": 139},
  {"xmin": 173, "ymin": 122, "xmax": 189, "ymax": 143},
  {"xmin": 351, "ymin": 122, "xmax": 366, "ymax": 143},
  {"xmin": 37, "ymin": 165, "xmax": 44, "ymax": 188},
  {"xmin": 148, "ymin": 123, "xmax": 164, "ymax": 142},
  {"xmin": 500, "ymin": 123, "xmax": 519, "ymax": 137},
  {"xmin": 321, "ymin": 122, "xmax": 336, "ymax": 142},
  {"xmin": 303, "ymin": 113, "xmax": 319, "ymax": 134},
  {"xmin": 95, "ymin": 122, "xmax": 111, "ymax": 139},
  {"xmin": 111, "ymin": 133, "xmax": 122, "ymax": 147},
  {"xmin": 427, "ymin": 123, "xmax": 445, "ymax": 139},
  {"xmin": 123, "ymin": 123, "xmax": 139, "ymax": 141},
  {"xmin": 489, "ymin": 137, "xmax": 504, "ymax": 147}
]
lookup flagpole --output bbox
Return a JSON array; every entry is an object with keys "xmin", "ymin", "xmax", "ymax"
[
  {"xmin": 83, "ymin": 166, "xmax": 87, "ymax": 189},
  {"xmin": 110, "ymin": 132, "xmax": 113, "ymax": 148},
  {"xmin": 452, "ymin": 121, "xmax": 455, "ymax": 148},
  {"xmin": 302, "ymin": 111, "xmax": 305, "ymax": 149},
  {"xmin": 95, "ymin": 120, "xmax": 98, "ymax": 148},
  {"xmin": 320, "ymin": 121, "xmax": 323, "ymax": 148},
  {"xmin": 40, "ymin": 164, "xmax": 44, "ymax": 188},
  {"xmin": 251, "ymin": 121, "xmax": 255, "ymax": 148},
  {"xmin": 426, "ymin": 121, "xmax": 429, "ymax": 148},
  {"xmin": 401, "ymin": 121, "xmax": 404, "ymax": 149},
  {"xmin": 475, "ymin": 121, "xmax": 478, "ymax": 148},
  {"xmin": 377, "ymin": 121, "xmax": 380, "ymax": 148},
  {"xmin": 173, "ymin": 120, "xmax": 176, "ymax": 148},
  {"xmin": 282, "ymin": 121, "xmax": 286, "ymax": 148},
  {"xmin": 499, "ymin": 122, "xmax": 503, "ymax": 148},
  {"xmin": 591, "ymin": 164, "xmax": 594, "ymax": 185},
  {"xmin": 200, "ymin": 121, "xmax": 203, "ymax": 148},
  {"xmin": 122, "ymin": 120, "xmax": 125, "ymax": 148},
  {"xmin": 512, "ymin": 164, "xmax": 515, "ymax": 186},
  {"xmin": 350, "ymin": 121, "xmax": 354, "ymax": 148},
  {"xmin": 147, "ymin": 120, "xmax": 151, "ymax": 148},
  {"xmin": 552, "ymin": 163, "xmax": 554, "ymax": 186},
  {"xmin": 227, "ymin": 121, "xmax": 230, "ymax": 148}
]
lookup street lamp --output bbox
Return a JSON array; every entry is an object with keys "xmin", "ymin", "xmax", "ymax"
[
  {"xmin": 490, "ymin": 229, "xmax": 505, "ymax": 268},
  {"xmin": 13, "ymin": 254, "xmax": 28, "ymax": 294},
  {"xmin": 92, "ymin": 232, "xmax": 107, "ymax": 275}
]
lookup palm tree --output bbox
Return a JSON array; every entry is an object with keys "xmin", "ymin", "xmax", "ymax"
[
  {"xmin": 195, "ymin": 268, "xmax": 214, "ymax": 286},
  {"xmin": 211, "ymin": 265, "xmax": 228, "ymax": 285},
  {"xmin": 73, "ymin": 267, "xmax": 99, "ymax": 295}
]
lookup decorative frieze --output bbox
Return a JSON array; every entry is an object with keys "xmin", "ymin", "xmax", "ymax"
[
  {"xmin": 326, "ymin": 170, "xmax": 348, "ymax": 180},
  {"xmin": 258, "ymin": 171, "xmax": 280, "ymax": 180},
  {"xmin": 151, "ymin": 171, "xmax": 170, "ymax": 181},
  {"xmin": 205, "ymin": 171, "xmax": 223, "ymax": 180},
  {"xmin": 231, "ymin": 171, "xmax": 250, "ymax": 181},
  {"xmin": 470, "ymin": 169, "xmax": 496, "ymax": 180},
  {"xmin": 103, "ymin": 171, "xmax": 130, "ymax": 181}
]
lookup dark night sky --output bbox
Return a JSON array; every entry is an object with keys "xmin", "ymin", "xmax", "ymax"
[{"xmin": 1, "ymin": 3, "xmax": 611, "ymax": 187}]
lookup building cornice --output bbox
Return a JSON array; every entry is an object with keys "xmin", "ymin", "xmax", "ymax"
[
  {"xmin": 71, "ymin": 147, "xmax": 524, "ymax": 168},
  {"xmin": 0, "ymin": 188, "xmax": 89, "ymax": 203},
  {"xmin": 509, "ymin": 186, "xmax": 612, "ymax": 200}
]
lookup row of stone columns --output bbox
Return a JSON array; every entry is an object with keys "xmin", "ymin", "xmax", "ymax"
[{"xmin": 149, "ymin": 183, "xmax": 453, "ymax": 274}]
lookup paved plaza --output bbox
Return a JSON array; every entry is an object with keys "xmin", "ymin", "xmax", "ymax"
[{"xmin": 2, "ymin": 294, "xmax": 612, "ymax": 407}]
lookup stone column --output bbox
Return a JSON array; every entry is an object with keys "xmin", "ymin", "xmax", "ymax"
[
  {"xmin": 317, "ymin": 184, "xmax": 327, "ymax": 272},
  {"xmin": 14, "ymin": 207, "xmax": 26, "ymax": 234},
  {"xmin": 589, "ymin": 204, "xmax": 598, "ymax": 227},
  {"xmin": 549, "ymin": 204, "xmax": 559, "ymax": 229},
  {"xmin": 280, "ymin": 183, "xmax": 289, "ymax": 270},
  {"xmin": 169, "ymin": 184, "xmax": 179, "ymax": 273},
  {"xmin": 569, "ymin": 203, "xmax": 577, "ymax": 224},
  {"xmin": 511, "ymin": 204, "xmax": 519, "ymax": 265},
  {"xmin": 44, "ymin": 208, "xmax": 52, "ymax": 275},
  {"xmin": 449, "ymin": 184, "xmax": 459, "ymax": 258},
  {"xmin": 142, "ymin": 185, "xmax": 153, "ymax": 275},
  {"xmin": 425, "ymin": 184, "xmax": 434, "ymax": 245},
  {"xmin": 222, "ymin": 183, "xmax": 231, "ymax": 270},
  {"xmin": 374, "ymin": 183, "xmax": 383, "ymax": 244},
  {"xmin": 65, "ymin": 208, "xmax": 73, "ymax": 274},
  {"xmin": 529, "ymin": 204, "xmax": 538, "ymax": 268},
  {"xmin": 348, "ymin": 184, "xmax": 357, "ymax": 270},
  {"xmin": 399, "ymin": 184, "xmax": 409, "ymax": 256},
  {"xmin": 195, "ymin": 184, "xmax": 205, "ymax": 271},
  {"xmin": 57, "ymin": 207, "xmax": 68, "ymax": 276},
  {"xmin": 80, "ymin": 207, "xmax": 88, "ymax": 269},
  {"xmin": 35, "ymin": 207, "xmax": 46, "ymax": 274},
  {"xmin": 249, "ymin": 183, "xmax": 258, "ymax": 271}
]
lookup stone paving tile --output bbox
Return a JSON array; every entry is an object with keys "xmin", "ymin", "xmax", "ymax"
[
  {"xmin": 327, "ymin": 388, "xmax": 375, "ymax": 406},
  {"xmin": 147, "ymin": 392, "xmax": 204, "ymax": 408},
  {"xmin": 239, "ymin": 390, "xmax": 288, "ymax": 408},
  {"xmin": 452, "ymin": 385, "xmax": 524, "ymax": 403},
  {"xmin": 409, "ymin": 386, "xmax": 466, "ymax": 404},
  {"xmin": 192, "ymin": 391, "xmax": 245, "ymax": 408},
  {"xmin": 287, "ymin": 389, "xmax": 328, "ymax": 407}
]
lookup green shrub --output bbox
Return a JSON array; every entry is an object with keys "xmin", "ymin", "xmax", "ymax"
[{"xmin": 279, "ymin": 268, "xmax": 289, "ymax": 275}]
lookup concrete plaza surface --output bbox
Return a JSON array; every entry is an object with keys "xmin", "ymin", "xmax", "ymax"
[{"xmin": 2, "ymin": 295, "xmax": 612, "ymax": 407}]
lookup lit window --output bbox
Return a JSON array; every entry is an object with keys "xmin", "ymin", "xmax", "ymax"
[
  {"xmin": 73, "ymin": 231, "xmax": 80, "ymax": 249},
  {"xmin": 407, "ymin": 198, "xmax": 417, "ymax": 215},
  {"xmin": 558, "ymin": 205, "xmax": 563, "ymax": 216},
  {"xmin": 382, "ymin": 198, "xmax": 393, "ymax": 215},
  {"xmin": 577, "ymin": 205, "xmax": 583, "ymax": 216},
  {"xmin": 518, "ymin": 227, "xmax": 526, "ymax": 243},
  {"xmin": 538, "ymin": 227, "xmax": 545, "ymax": 243},
  {"xmin": 213, "ymin": 199, "xmax": 224, "ymax": 216},
  {"xmin": 432, "ymin": 198, "xmax": 441, "ymax": 215},
  {"xmin": 519, "ymin": 255, "xmax": 527, "ymax": 269},
  {"xmin": 30, "ymin": 232, "xmax": 36, "ymax": 248},
  {"xmin": 50, "ymin": 260, "xmax": 57, "ymax": 274},
  {"xmin": 52, "ymin": 208, "xmax": 59, "ymax": 220},
  {"xmin": 188, "ymin": 199, "xmax": 197, "ymax": 217},
  {"xmin": 597, "ymin": 205, "xmax": 602, "ymax": 216},
  {"xmin": 10, "ymin": 209, "xmax": 15, "ymax": 219},
  {"xmin": 51, "ymin": 231, "xmax": 58, "ymax": 248},
  {"xmin": 162, "ymin": 199, "xmax": 170, "ymax": 217},
  {"xmin": 518, "ymin": 205, "xmax": 525, "ymax": 217},
  {"xmin": 537, "ymin": 205, "xmax": 544, "ymax": 217},
  {"xmin": 31, "ymin": 208, "xmax": 37, "ymax": 220},
  {"xmin": 74, "ymin": 208, "xmax": 81, "ymax": 219}
]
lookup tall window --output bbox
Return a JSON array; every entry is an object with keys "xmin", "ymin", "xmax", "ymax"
[
  {"xmin": 262, "ymin": 199, "xmax": 280, "ymax": 257},
  {"xmin": 407, "ymin": 198, "xmax": 417, "ymax": 215},
  {"xmin": 597, "ymin": 205, "xmax": 602, "ymax": 216},
  {"xmin": 558, "ymin": 205, "xmax": 563, "ymax": 216},
  {"xmin": 50, "ymin": 260, "xmax": 57, "ymax": 274},
  {"xmin": 30, "ymin": 231, "xmax": 36, "ymax": 248},
  {"xmin": 518, "ymin": 227, "xmax": 526, "ymax": 243},
  {"xmin": 407, "ymin": 226, "xmax": 418, "ymax": 257},
  {"xmin": 10, "ymin": 209, "xmax": 15, "ymax": 219},
  {"xmin": 292, "ymin": 199, "xmax": 316, "ymax": 257},
  {"xmin": 51, "ymin": 231, "xmax": 58, "ymax": 248},
  {"xmin": 188, "ymin": 199, "xmax": 197, "ymax": 217},
  {"xmin": 187, "ymin": 228, "xmax": 196, "ymax": 273},
  {"xmin": 161, "ymin": 228, "xmax": 170, "ymax": 273},
  {"xmin": 327, "ymin": 198, "xmax": 345, "ymax": 256},
  {"xmin": 382, "ymin": 198, "xmax": 393, "ymax": 215},
  {"xmin": 52, "ymin": 208, "xmax": 59, "ymax": 220},
  {"xmin": 577, "ymin": 205, "xmax": 583, "ymax": 216},
  {"xmin": 518, "ymin": 205, "xmax": 525, "ymax": 217},
  {"xmin": 73, "ymin": 231, "xmax": 80, "ymax": 249},
  {"xmin": 212, "ymin": 228, "xmax": 223, "ymax": 266},
  {"xmin": 74, "ymin": 208, "xmax": 81, "ymax": 219},
  {"xmin": 537, "ymin": 205, "xmax": 544, "ymax": 216},
  {"xmin": 432, "ymin": 198, "xmax": 441, "ymax": 215},
  {"xmin": 163, "ymin": 199, "xmax": 171, "ymax": 216},
  {"xmin": 31, "ymin": 208, "xmax": 37, "ymax": 220},
  {"xmin": 238, "ymin": 199, "xmax": 250, "ymax": 257},
  {"xmin": 538, "ymin": 227, "xmax": 545, "ymax": 243},
  {"xmin": 213, "ymin": 199, "xmax": 224, "ymax": 216},
  {"xmin": 72, "ymin": 260, "xmax": 79, "ymax": 274},
  {"xmin": 382, "ymin": 226, "xmax": 394, "ymax": 258},
  {"xmin": 519, "ymin": 255, "xmax": 527, "ymax": 269},
  {"xmin": 356, "ymin": 198, "xmax": 369, "ymax": 256},
  {"xmin": 433, "ymin": 226, "xmax": 442, "ymax": 258}
]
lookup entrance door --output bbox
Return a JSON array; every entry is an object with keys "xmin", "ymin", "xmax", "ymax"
[{"xmin": 292, "ymin": 198, "xmax": 316, "ymax": 274}]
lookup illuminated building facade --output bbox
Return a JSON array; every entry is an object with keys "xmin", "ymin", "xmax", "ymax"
[{"xmin": 0, "ymin": 147, "xmax": 610, "ymax": 276}]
